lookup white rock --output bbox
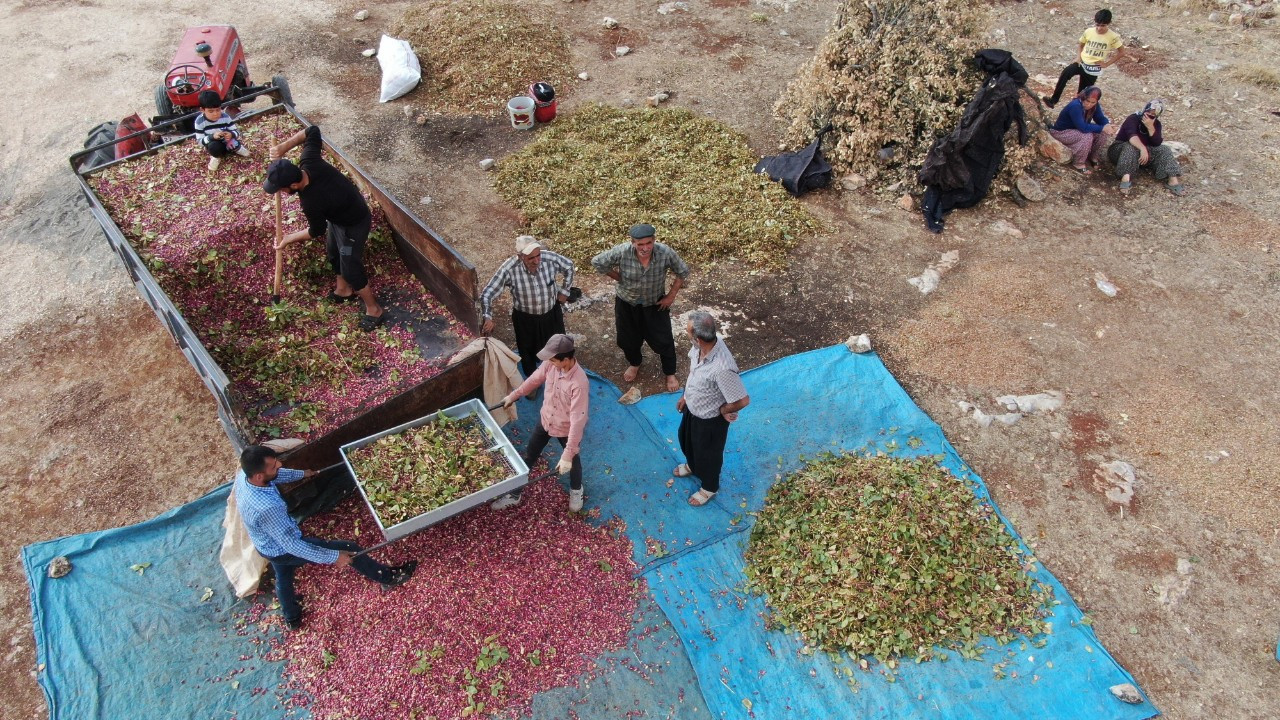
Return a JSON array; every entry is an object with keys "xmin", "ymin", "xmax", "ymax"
[
  {"xmin": 353, "ymin": 9, "xmax": 369, "ymax": 21},
  {"xmin": 995, "ymin": 391, "xmax": 1064, "ymax": 414},
  {"xmin": 362, "ymin": 48, "xmax": 377, "ymax": 58},
  {"xmin": 1208, "ymin": 11, "xmax": 1222, "ymax": 22},
  {"xmin": 401, "ymin": 106, "xmax": 415, "ymax": 118},
  {"xmin": 478, "ymin": 158, "xmax": 496, "ymax": 171},
  {"xmin": 991, "ymin": 219, "xmax": 1023, "ymax": 238},
  {"xmin": 1206, "ymin": 63, "xmax": 1224, "ymax": 71},
  {"xmin": 1094, "ymin": 272, "xmax": 1119, "ymax": 297},
  {"xmin": 1016, "ymin": 175, "xmax": 1047, "ymax": 202},
  {"xmin": 578, "ymin": 72, "xmax": 591, "ymax": 81},
  {"xmin": 844, "ymin": 334, "xmax": 872, "ymax": 353},
  {"xmin": 657, "ymin": 1, "xmax": 690, "ymax": 14},
  {"xmin": 1094, "ymin": 460, "xmax": 1137, "ymax": 507},
  {"xmin": 1109, "ymin": 684, "xmax": 1144, "ymax": 705},
  {"xmin": 615, "ymin": 45, "xmax": 631, "ymax": 57},
  {"xmin": 419, "ymin": 196, "xmax": 432, "ymax": 205},
  {"xmin": 646, "ymin": 91, "xmax": 671, "ymax": 107},
  {"xmin": 1164, "ymin": 141, "xmax": 1192, "ymax": 160},
  {"xmin": 841, "ymin": 173, "xmax": 867, "ymax": 191},
  {"xmin": 602, "ymin": 17, "xmax": 618, "ymax": 29},
  {"xmin": 779, "ymin": 29, "xmax": 790, "ymax": 36},
  {"xmin": 1228, "ymin": 12, "xmax": 1244, "ymax": 25}
]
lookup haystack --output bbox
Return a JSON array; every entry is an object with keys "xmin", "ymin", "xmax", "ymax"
[{"xmin": 776, "ymin": 0, "xmax": 1036, "ymax": 189}]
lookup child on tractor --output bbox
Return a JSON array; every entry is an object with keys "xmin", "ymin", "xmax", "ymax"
[{"xmin": 195, "ymin": 90, "xmax": 250, "ymax": 171}]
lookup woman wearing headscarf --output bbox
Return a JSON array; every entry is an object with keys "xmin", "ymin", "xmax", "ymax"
[
  {"xmin": 1049, "ymin": 86, "xmax": 1113, "ymax": 174},
  {"xmin": 1107, "ymin": 99, "xmax": 1186, "ymax": 196}
]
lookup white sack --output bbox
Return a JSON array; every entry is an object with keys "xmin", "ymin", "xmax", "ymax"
[{"xmin": 377, "ymin": 34, "xmax": 421, "ymax": 103}]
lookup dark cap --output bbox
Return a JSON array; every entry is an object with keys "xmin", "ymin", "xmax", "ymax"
[
  {"xmin": 628, "ymin": 223, "xmax": 656, "ymax": 240},
  {"xmin": 198, "ymin": 90, "xmax": 222, "ymax": 109},
  {"xmin": 536, "ymin": 333, "xmax": 575, "ymax": 360},
  {"xmin": 263, "ymin": 159, "xmax": 303, "ymax": 194}
]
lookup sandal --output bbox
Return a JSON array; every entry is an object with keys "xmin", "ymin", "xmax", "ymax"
[
  {"xmin": 673, "ymin": 463, "xmax": 692, "ymax": 477},
  {"xmin": 359, "ymin": 313, "xmax": 385, "ymax": 332},
  {"xmin": 1168, "ymin": 183, "xmax": 1186, "ymax": 197},
  {"xmin": 325, "ymin": 291, "xmax": 358, "ymax": 304},
  {"xmin": 1118, "ymin": 180, "xmax": 1132, "ymax": 196},
  {"xmin": 1072, "ymin": 165, "xmax": 1091, "ymax": 175},
  {"xmin": 688, "ymin": 489, "xmax": 716, "ymax": 507}
]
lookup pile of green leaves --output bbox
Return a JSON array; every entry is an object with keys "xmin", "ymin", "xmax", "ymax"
[
  {"xmin": 348, "ymin": 412, "xmax": 509, "ymax": 526},
  {"xmin": 745, "ymin": 453, "xmax": 1051, "ymax": 662},
  {"xmin": 391, "ymin": 0, "xmax": 576, "ymax": 115},
  {"xmin": 494, "ymin": 104, "xmax": 817, "ymax": 269}
]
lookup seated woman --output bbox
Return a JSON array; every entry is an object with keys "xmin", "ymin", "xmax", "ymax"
[
  {"xmin": 1107, "ymin": 99, "xmax": 1186, "ymax": 196},
  {"xmin": 1049, "ymin": 86, "xmax": 1113, "ymax": 174}
]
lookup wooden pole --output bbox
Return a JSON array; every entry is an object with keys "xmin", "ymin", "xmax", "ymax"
[{"xmin": 272, "ymin": 192, "xmax": 283, "ymax": 300}]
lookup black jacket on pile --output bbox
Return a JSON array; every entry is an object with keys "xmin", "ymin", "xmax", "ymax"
[{"xmin": 919, "ymin": 49, "xmax": 1029, "ymax": 229}]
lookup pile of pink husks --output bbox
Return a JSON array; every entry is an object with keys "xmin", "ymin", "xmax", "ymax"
[
  {"xmin": 89, "ymin": 112, "xmax": 471, "ymax": 441},
  {"xmin": 259, "ymin": 477, "xmax": 641, "ymax": 719}
]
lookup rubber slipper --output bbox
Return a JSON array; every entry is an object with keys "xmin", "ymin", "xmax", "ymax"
[
  {"xmin": 1072, "ymin": 165, "xmax": 1091, "ymax": 175},
  {"xmin": 1118, "ymin": 180, "xmax": 1132, "ymax": 196},
  {"xmin": 688, "ymin": 489, "xmax": 716, "ymax": 507},
  {"xmin": 1168, "ymin": 183, "xmax": 1186, "ymax": 197},
  {"xmin": 673, "ymin": 463, "xmax": 692, "ymax": 477},
  {"xmin": 326, "ymin": 291, "xmax": 358, "ymax": 303},
  {"xmin": 359, "ymin": 313, "xmax": 385, "ymax": 332}
]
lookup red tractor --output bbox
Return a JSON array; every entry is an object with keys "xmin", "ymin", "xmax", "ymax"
[
  {"xmin": 80, "ymin": 25, "xmax": 291, "ymax": 170},
  {"xmin": 154, "ymin": 25, "xmax": 291, "ymax": 125}
]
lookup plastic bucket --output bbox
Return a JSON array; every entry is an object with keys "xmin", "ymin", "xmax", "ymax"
[
  {"xmin": 529, "ymin": 82, "xmax": 558, "ymax": 123},
  {"xmin": 507, "ymin": 96, "xmax": 536, "ymax": 130}
]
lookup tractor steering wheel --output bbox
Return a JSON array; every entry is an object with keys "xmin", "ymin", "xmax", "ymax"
[{"xmin": 165, "ymin": 64, "xmax": 211, "ymax": 96}]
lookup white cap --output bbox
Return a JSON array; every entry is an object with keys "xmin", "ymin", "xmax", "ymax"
[{"xmin": 515, "ymin": 235, "xmax": 542, "ymax": 256}]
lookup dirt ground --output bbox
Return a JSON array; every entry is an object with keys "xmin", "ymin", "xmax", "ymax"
[{"xmin": 2, "ymin": 0, "xmax": 1278, "ymax": 718}]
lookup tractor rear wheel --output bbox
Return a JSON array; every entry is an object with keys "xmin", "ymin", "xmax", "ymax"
[
  {"xmin": 271, "ymin": 74, "xmax": 293, "ymax": 106},
  {"xmin": 154, "ymin": 85, "xmax": 174, "ymax": 118},
  {"xmin": 79, "ymin": 121, "xmax": 119, "ymax": 171}
]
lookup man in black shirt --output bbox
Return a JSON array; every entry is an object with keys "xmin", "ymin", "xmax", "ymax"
[{"xmin": 264, "ymin": 125, "xmax": 384, "ymax": 330}]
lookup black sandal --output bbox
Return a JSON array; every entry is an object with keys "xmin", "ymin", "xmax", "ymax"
[
  {"xmin": 325, "ymin": 291, "xmax": 358, "ymax": 304},
  {"xmin": 359, "ymin": 313, "xmax": 385, "ymax": 331}
]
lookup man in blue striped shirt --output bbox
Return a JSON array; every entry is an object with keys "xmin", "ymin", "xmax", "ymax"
[{"xmin": 234, "ymin": 445, "xmax": 417, "ymax": 630}]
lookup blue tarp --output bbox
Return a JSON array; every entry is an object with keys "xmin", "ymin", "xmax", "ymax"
[{"xmin": 25, "ymin": 345, "xmax": 1157, "ymax": 719}]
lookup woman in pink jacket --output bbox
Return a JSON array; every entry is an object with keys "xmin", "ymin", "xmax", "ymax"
[{"xmin": 492, "ymin": 334, "xmax": 591, "ymax": 512}]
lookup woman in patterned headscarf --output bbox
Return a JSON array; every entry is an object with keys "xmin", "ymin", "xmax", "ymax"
[{"xmin": 1107, "ymin": 99, "xmax": 1186, "ymax": 196}]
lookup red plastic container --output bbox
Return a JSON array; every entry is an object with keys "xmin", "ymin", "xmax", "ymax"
[{"xmin": 529, "ymin": 82, "xmax": 557, "ymax": 123}]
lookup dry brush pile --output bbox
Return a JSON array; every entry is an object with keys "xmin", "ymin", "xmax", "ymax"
[
  {"xmin": 392, "ymin": 0, "xmax": 576, "ymax": 116},
  {"xmin": 775, "ymin": 0, "xmax": 1037, "ymax": 190}
]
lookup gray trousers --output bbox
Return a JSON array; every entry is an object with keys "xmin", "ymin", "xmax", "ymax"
[{"xmin": 1108, "ymin": 142, "xmax": 1182, "ymax": 181}]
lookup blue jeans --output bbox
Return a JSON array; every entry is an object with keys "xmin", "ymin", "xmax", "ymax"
[{"xmin": 266, "ymin": 537, "xmax": 394, "ymax": 623}]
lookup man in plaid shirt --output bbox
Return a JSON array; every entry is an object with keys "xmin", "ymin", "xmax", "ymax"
[
  {"xmin": 234, "ymin": 445, "xmax": 417, "ymax": 630},
  {"xmin": 591, "ymin": 224, "xmax": 691, "ymax": 391},
  {"xmin": 481, "ymin": 235, "xmax": 576, "ymax": 379}
]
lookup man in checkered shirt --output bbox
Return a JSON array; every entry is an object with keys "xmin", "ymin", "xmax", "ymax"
[
  {"xmin": 673, "ymin": 311, "xmax": 750, "ymax": 507},
  {"xmin": 591, "ymin": 223, "xmax": 691, "ymax": 392},
  {"xmin": 234, "ymin": 445, "xmax": 417, "ymax": 630},
  {"xmin": 480, "ymin": 235, "xmax": 576, "ymax": 379}
]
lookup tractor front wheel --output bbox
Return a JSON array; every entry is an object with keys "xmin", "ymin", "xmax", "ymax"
[
  {"xmin": 271, "ymin": 74, "xmax": 293, "ymax": 107},
  {"xmin": 154, "ymin": 85, "xmax": 174, "ymax": 118}
]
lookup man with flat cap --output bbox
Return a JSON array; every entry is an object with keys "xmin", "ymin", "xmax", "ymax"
[
  {"xmin": 492, "ymin": 334, "xmax": 590, "ymax": 512},
  {"xmin": 591, "ymin": 224, "xmax": 690, "ymax": 392},
  {"xmin": 265, "ymin": 125, "xmax": 384, "ymax": 331},
  {"xmin": 480, "ymin": 235, "xmax": 576, "ymax": 381}
]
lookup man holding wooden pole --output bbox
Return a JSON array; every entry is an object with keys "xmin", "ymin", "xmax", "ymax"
[{"xmin": 264, "ymin": 125, "xmax": 384, "ymax": 330}]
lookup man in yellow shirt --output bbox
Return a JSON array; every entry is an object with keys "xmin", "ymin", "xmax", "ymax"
[{"xmin": 1043, "ymin": 9, "xmax": 1125, "ymax": 108}]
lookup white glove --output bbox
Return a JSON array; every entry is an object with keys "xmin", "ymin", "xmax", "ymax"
[{"xmin": 556, "ymin": 456, "xmax": 574, "ymax": 475}]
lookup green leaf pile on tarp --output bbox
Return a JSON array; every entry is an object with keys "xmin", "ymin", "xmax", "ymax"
[
  {"xmin": 348, "ymin": 413, "xmax": 509, "ymax": 526},
  {"xmin": 494, "ymin": 104, "xmax": 817, "ymax": 269},
  {"xmin": 745, "ymin": 453, "xmax": 1052, "ymax": 663}
]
